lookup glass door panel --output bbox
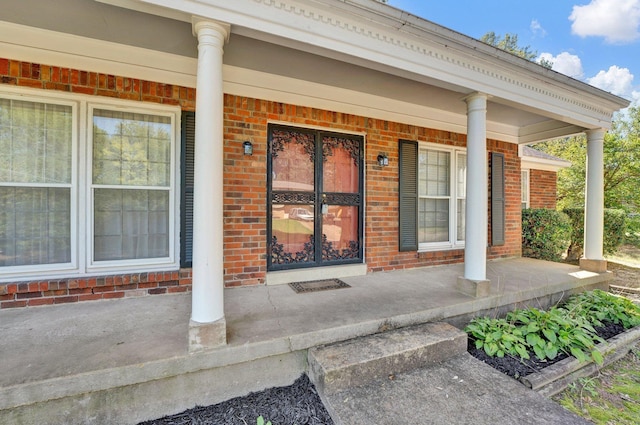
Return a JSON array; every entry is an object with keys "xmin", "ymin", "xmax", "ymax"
[{"xmin": 268, "ymin": 126, "xmax": 363, "ymax": 270}]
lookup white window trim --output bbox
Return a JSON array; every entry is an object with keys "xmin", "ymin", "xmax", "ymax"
[
  {"xmin": 521, "ymin": 168, "xmax": 530, "ymax": 209},
  {"xmin": 0, "ymin": 86, "xmax": 181, "ymax": 282},
  {"xmin": 417, "ymin": 141, "xmax": 466, "ymax": 252}
]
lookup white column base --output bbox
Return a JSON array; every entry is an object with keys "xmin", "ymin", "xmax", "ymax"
[
  {"xmin": 579, "ymin": 258, "xmax": 608, "ymax": 273},
  {"xmin": 457, "ymin": 276, "xmax": 491, "ymax": 298},
  {"xmin": 189, "ymin": 318, "xmax": 227, "ymax": 353}
]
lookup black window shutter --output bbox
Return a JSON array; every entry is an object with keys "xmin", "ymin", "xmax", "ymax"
[
  {"xmin": 180, "ymin": 111, "xmax": 195, "ymax": 267},
  {"xmin": 399, "ymin": 139, "xmax": 418, "ymax": 251},
  {"xmin": 491, "ymin": 152, "xmax": 505, "ymax": 246}
]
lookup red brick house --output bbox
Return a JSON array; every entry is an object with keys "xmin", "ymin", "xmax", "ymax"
[
  {"xmin": 520, "ymin": 146, "xmax": 571, "ymax": 210},
  {"xmin": 0, "ymin": 0, "xmax": 629, "ymax": 350}
]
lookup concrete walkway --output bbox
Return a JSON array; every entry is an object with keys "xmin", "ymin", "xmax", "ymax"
[
  {"xmin": 324, "ymin": 353, "xmax": 590, "ymax": 425},
  {"xmin": 0, "ymin": 258, "xmax": 609, "ymax": 424}
]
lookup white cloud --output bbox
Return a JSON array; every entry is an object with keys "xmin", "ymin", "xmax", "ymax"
[
  {"xmin": 569, "ymin": 0, "xmax": 640, "ymax": 43},
  {"xmin": 587, "ymin": 65, "xmax": 635, "ymax": 97},
  {"xmin": 530, "ymin": 19, "xmax": 547, "ymax": 37},
  {"xmin": 538, "ymin": 52, "xmax": 584, "ymax": 79}
]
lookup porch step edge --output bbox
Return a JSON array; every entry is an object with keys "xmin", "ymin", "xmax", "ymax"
[{"xmin": 308, "ymin": 321, "xmax": 466, "ymax": 395}]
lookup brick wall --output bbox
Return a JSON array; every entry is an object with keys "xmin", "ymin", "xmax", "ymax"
[
  {"xmin": 222, "ymin": 97, "xmax": 522, "ymax": 282},
  {"xmin": 1, "ymin": 58, "xmax": 523, "ymax": 308},
  {"xmin": 0, "ymin": 270, "xmax": 192, "ymax": 308},
  {"xmin": 529, "ymin": 169, "xmax": 558, "ymax": 209}
]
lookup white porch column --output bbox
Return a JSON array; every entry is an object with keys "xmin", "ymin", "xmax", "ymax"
[
  {"xmin": 580, "ymin": 128, "xmax": 608, "ymax": 273},
  {"xmin": 458, "ymin": 93, "xmax": 491, "ymax": 297},
  {"xmin": 189, "ymin": 18, "xmax": 230, "ymax": 352}
]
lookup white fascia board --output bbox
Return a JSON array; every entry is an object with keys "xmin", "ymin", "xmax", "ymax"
[
  {"xmin": 521, "ymin": 156, "xmax": 572, "ymax": 172},
  {"xmin": 133, "ymin": 0, "xmax": 628, "ymax": 128}
]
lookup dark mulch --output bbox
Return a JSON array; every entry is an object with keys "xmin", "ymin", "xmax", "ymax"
[
  {"xmin": 138, "ymin": 374, "xmax": 334, "ymax": 425},
  {"xmin": 467, "ymin": 321, "xmax": 627, "ymax": 379}
]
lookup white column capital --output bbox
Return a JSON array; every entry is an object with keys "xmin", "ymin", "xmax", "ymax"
[
  {"xmin": 192, "ymin": 17, "xmax": 230, "ymax": 44},
  {"xmin": 586, "ymin": 128, "xmax": 606, "ymax": 141},
  {"xmin": 464, "ymin": 92, "xmax": 488, "ymax": 111}
]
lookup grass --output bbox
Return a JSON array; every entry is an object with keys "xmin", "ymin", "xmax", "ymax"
[
  {"xmin": 553, "ymin": 345, "xmax": 640, "ymax": 424},
  {"xmin": 606, "ymin": 243, "xmax": 640, "ymax": 268}
]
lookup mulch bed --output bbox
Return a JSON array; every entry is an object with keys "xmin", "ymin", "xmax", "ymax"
[
  {"xmin": 138, "ymin": 374, "xmax": 334, "ymax": 425},
  {"xmin": 467, "ymin": 321, "xmax": 627, "ymax": 379}
]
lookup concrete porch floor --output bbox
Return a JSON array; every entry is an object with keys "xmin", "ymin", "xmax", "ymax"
[{"xmin": 0, "ymin": 258, "xmax": 611, "ymax": 424}]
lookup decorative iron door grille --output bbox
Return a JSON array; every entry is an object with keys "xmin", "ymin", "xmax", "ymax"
[{"xmin": 267, "ymin": 124, "xmax": 364, "ymax": 271}]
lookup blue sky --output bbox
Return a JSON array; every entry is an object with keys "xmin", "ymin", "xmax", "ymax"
[{"xmin": 388, "ymin": 0, "xmax": 640, "ymax": 105}]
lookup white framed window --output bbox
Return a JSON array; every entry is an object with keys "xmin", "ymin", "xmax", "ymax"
[
  {"xmin": 417, "ymin": 143, "xmax": 466, "ymax": 250},
  {"xmin": 0, "ymin": 87, "xmax": 179, "ymax": 281},
  {"xmin": 521, "ymin": 169, "xmax": 530, "ymax": 209}
]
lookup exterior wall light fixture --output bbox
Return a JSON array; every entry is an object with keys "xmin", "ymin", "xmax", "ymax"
[
  {"xmin": 377, "ymin": 153, "xmax": 389, "ymax": 167},
  {"xmin": 243, "ymin": 141, "xmax": 253, "ymax": 155}
]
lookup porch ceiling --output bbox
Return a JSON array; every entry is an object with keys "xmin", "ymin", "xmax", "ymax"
[{"xmin": 1, "ymin": 0, "xmax": 630, "ymax": 144}]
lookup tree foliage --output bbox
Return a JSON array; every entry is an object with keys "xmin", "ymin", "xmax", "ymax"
[
  {"xmin": 480, "ymin": 31, "xmax": 552, "ymax": 69},
  {"xmin": 481, "ymin": 32, "xmax": 538, "ymax": 61},
  {"xmin": 535, "ymin": 107, "xmax": 640, "ymax": 213}
]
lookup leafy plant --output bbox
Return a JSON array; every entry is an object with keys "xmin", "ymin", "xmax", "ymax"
[
  {"xmin": 506, "ymin": 307, "xmax": 603, "ymax": 364},
  {"xmin": 465, "ymin": 289, "xmax": 640, "ymax": 366},
  {"xmin": 563, "ymin": 289, "xmax": 640, "ymax": 329},
  {"xmin": 256, "ymin": 416, "xmax": 272, "ymax": 425},
  {"xmin": 465, "ymin": 317, "xmax": 529, "ymax": 359},
  {"xmin": 521, "ymin": 209, "xmax": 572, "ymax": 261}
]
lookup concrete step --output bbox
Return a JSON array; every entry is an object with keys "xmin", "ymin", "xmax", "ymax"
[{"xmin": 308, "ymin": 322, "xmax": 467, "ymax": 395}]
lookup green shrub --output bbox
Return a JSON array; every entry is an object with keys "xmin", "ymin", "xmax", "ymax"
[
  {"xmin": 563, "ymin": 208, "xmax": 626, "ymax": 260},
  {"xmin": 625, "ymin": 213, "xmax": 640, "ymax": 247},
  {"xmin": 522, "ymin": 209, "xmax": 572, "ymax": 261}
]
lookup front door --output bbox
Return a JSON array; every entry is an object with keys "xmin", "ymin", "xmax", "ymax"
[{"xmin": 267, "ymin": 124, "xmax": 364, "ymax": 271}]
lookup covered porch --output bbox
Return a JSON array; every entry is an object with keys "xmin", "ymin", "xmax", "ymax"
[{"xmin": 0, "ymin": 258, "xmax": 611, "ymax": 425}]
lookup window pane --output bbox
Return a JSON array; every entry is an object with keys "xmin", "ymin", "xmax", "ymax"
[
  {"xmin": 322, "ymin": 136, "xmax": 359, "ymax": 193},
  {"xmin": 418, "ymin": 198, "xmax": 449, "ymax": 243},
  {"xmin": 0, "ymin": 187, "xmax": 71, "ymax": 266},
  {"xmin": 92, "ymin": 110, "xmax": 171, "ymax": 187},
  {"xmin": 457, "ymin": 154, "xmax": 466, "ymax": 197},
  {"xmin": 457, "ymin": 199, "xmax": 465, "ymax": 241},
  {"xmin": 94, "ymin": 189, "xmax": 169, "ymax": 261},
  {"xmin": 0, "ymin": 99, "xmax": 72, "ymax": 184},
  {"xmin": 271, "ymin": 205, "xmax": 315, "ymax": 264},
  {"xmin": 521, "ymin": 170, "xmax": 529, "ymax": 208},
  {"xmin": 322, "ymin": 205, "xmax": 359, "ymax": 260},
  {"xmin": 271, "ymin": 130, "xmax": 315, "ymax": 192},
  {"xmin": 419, "ymin": 149, "xmax": 449, "ymax": 196}
]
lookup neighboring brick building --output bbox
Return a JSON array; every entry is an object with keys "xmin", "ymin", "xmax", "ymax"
[
  {"xmin": 0, "ymin": 0, "xmax": 628, "ymax": 343},
  {"xmin": 520, "ymin": 146, "xmax": 571, "ymax": 210}
]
